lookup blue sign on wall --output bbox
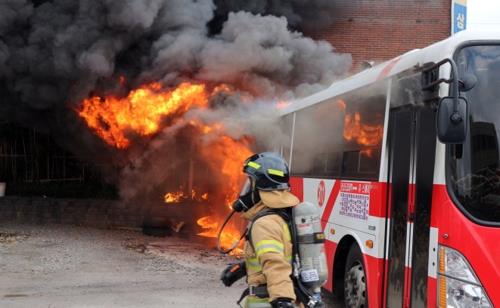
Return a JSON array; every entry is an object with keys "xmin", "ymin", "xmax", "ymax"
[{"xmin": 453, "ymin": 2, "xmax": 467, "ymax": 34}]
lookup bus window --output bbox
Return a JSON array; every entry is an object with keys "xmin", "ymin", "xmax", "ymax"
[
  {"xmin": 291, "ymin": 84, "xmax": 386, "ymax": 180},
  {"xmin": 291, "ymin": 98, "xmax": 344, "ymax": 178},
  {"xmin": 450, "ymin": 44, "xmax": 500, "ymax": 224},
  {"xmin": 340, "ymin": 91, "xmax": 385, "ymax": 180}
]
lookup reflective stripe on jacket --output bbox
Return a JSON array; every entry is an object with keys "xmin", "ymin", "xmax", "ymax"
[{"xmin": 242, "ymin": 190, "xmax": 299, "ymax": 302}]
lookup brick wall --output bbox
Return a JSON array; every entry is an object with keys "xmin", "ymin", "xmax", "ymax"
[{"xmin": 305, "ymin": 0, "xmax": 451, "ymax": 70}]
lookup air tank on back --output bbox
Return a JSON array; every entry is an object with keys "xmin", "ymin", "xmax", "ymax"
[{"xmin": 293, "ymin": 201, "xmax": 328, "ymax": 295}]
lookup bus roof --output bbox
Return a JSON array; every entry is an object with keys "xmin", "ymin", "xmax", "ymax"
[{"xmin": 280, "ymin": 29, "xmax": 500, "ymax": 115}]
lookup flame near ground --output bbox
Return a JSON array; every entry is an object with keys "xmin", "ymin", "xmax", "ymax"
[{"xmin": 78, "ymin": 81, "xmax": 252, "ymax": 254}]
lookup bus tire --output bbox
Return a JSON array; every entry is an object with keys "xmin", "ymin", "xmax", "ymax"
[{"xmin": 344, "ymin": 244, "xmax": 368, "ymax": 308}]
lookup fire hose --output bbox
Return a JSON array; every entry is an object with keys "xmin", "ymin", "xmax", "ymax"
[{"xmin": 216, "ymin": 210, "xmax": 247, "ymax": 255}]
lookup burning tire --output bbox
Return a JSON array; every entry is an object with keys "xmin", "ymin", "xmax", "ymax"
[{"xmin": 344, "ymin": 244, "xmax": 368, "ymax": 308}]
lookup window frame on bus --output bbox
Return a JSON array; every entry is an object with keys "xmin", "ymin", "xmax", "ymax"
[
  {"xmin": 283, "ymin": 80, "xmax": 390, "ymax": 181},
  {"xmin": 445, "ymin": 40, "xmax": 500, "ymax": 227}
]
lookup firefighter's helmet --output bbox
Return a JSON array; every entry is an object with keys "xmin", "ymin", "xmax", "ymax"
[{"xmin": 243, "ymin": 152, "xmax": 290, "ymax": 191}]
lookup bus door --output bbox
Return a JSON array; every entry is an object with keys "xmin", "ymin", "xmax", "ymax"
[{"xmin": 384, "ymin": 106, "xmax": 436, "ymax": 308}]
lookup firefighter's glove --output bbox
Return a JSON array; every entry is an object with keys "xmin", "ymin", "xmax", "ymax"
[
  {"xmin": 220, "ymin": 261, "xmax": 246, "ymax": 287},
  {"xmin": 271, "ymin": 298, "xmax": 294, "ymax": 308}
]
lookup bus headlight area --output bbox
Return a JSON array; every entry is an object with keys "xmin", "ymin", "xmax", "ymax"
[{"xmin": 438, "ymin": 246, "xmax": 492, "ymax": 308}]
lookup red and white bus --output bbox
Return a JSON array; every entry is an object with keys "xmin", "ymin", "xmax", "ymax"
[{"xmin": 280, "ymin": 30, "xmax": 500, "ymax": 307}]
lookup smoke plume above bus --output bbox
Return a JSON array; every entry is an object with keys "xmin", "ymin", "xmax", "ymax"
[{"xmin": 0, "ymin": 0, "xmax": 352, "ymax": 242}]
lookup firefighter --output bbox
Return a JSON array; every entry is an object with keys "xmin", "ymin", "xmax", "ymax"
[{"xmin": 233, "ymin": 152, "xmax": 300, "ymax": 308}]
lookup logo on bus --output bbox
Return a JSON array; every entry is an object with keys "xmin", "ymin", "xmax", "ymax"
[{"xmin": 317, "ymin": 180, "xmax": 326, "ymax": 207}]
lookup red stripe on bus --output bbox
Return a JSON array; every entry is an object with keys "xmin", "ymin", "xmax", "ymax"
[
  {"xmin": 382, "ymin": 257, "xmax": 390, "ymax": 307},
  {"xmin": 364, "ymin": 254, "xmax": 385, "ymax": 308},
  {"xmin": 428, "ymin": 277, "xmax": 437, "ymax": 308},
  {"xmin": 323, "ymin": 239, "xmax": 336, "ymax": 293},
  {"xmin": 289, "ymin": 177, "xmax": 304, "ymax": 201},
  {"xmin": 321, "ymin": 180, "xmax": 341, "ymax": 229},
  {"xmin": 368, "ymin": 182, "xmax": 388, "ymax": 217},
  {"xmin": 377, "ymin": 57, "xmax": 401, "ymax": 80},
  {"xmin": 408, "ymin": 183, "xmax": 416, "ymax": 215},
  {"xmin": 404, "ymin": 266, "xmax": 412, "ymax": 308}
]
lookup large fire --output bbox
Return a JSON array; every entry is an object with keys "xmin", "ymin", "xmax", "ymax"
[
  {"xmin": 78, "ymin": 82, "xmax": 210, "ymax": 149},
  {"xmin": 79, "ymin": 80, "xmax": 252, "ymax": 254},
  {"xmin": 195, "ymin": 135, "xmax": 252, "ymax": 255},
  {"xmin": 338, "ymin": 99, "xmax": 383, "ymax": 147},
  {"xmin": 161, "ymin": 133, "xmax": 251, "ymax": 254}
]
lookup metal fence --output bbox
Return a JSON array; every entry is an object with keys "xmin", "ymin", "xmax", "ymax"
[{"xmin": 0, "ymin": 123, "xmax": 117, "ymax": 198}]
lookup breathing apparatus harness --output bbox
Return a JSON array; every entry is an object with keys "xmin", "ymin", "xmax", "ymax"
[
  {"xmin": 218, "ymin": 206, "xmax": 324, "ymax": 308},
  {"xmin": 218, "ymin": 152, "xmax": 325, "ymax": 307}
]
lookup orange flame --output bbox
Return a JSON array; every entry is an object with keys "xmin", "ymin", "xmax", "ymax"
[
  {"xmin": 195, "ymin": 132, "xmax": 252, "ymax": 254},
  {"xmin": 164, "ymin": 189, "xmax": 209, "ymax": 204},
  {"xmin": 276, "ymin": 100, "xmax": 290, "ymax": 109},
  {"xmin": 78, "ymin": 80, "xmax": 252, "ymax": 254},
  {"xmin": 78, "ymin": 82, "xmax": 210, "ymax": 148},
  {"xmin": 196, "ymin": 216, "xmax": 219, "ymax": 237},
  {"xmin": 338, "ymin": 98, "xmax": 383, "ymax": 147},
  {"xmin": 337, "ymin": 99, "xmax": 347, "ymax": 110},
  {"xmin": 360, "ymin": 148, "xmax": 375, "ymax": 158},
  {"xmin": 197, "ymin": 215, "xmax": 244, "ymax": 255},
  {"xmin": 202, "ymin": 134, "xmax": 253, "ymax": 208},
  {"xmin": 343, "ymin": 112, "xmax": 383, "ymax": 147},
  {"xmin": 338, "ymin": 98, "xmax": 382, "ymax": 158},
  {"xmin": 164, "ymin": 191, "xmax": 185, "ymax": 203}
]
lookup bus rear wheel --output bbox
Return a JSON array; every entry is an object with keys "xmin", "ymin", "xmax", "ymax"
[{"xmin": 344, "ymin": 244, "xmax": 367, "ymax": 308}]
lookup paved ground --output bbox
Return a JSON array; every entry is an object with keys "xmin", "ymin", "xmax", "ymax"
[{"xmin": 0, "ymin": 223, "xmax": 342, "ymax": 307}]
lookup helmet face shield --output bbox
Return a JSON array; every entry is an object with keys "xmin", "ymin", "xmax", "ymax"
[
  {"xmin": 239, "ymin": 177, "xmax": 252, "ymax": 197},
  {"xmin": 234, "ymin": 152, "xmax": 291, "ymax": 212},
  {"xmin": 232, "ymin": 177, "xmax": 260, "ymax": 212}
]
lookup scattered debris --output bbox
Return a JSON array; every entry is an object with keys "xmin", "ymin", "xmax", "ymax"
[
  {"xmin": 0, "ymin": 223, "xmax": 250, "ymax": 307},
  {"xmin": 0, "ymin": 232, "xmax": 28, "ymax": 244},
  {"xmin": 122, "ymin": 239, "xmax": 147, "ymax": 253},
  {"xmin": 3, "ymin": 294, "xmax": 29, "ymax": 298},
  {"xmin": 170, "ymin": 220, "xmax": 185, "ymax": 233}
]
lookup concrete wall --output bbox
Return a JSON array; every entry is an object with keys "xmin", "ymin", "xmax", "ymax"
[
  {"xmin": 0, "ymin": 197, "xmax": 142, "ymax": 228},
  {"xmin": 306, "ymin": 0, "xmax": 451, "ymax": 70}
]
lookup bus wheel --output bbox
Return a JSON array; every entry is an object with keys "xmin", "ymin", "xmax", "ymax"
[{"xmin": 344, "ymin": 244, "xmax": 367, "ymax": 308}]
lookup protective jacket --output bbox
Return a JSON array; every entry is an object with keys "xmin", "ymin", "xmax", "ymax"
[{"xmin": 242, "ymin": 189, "xmax": 300, "ymax": 304}]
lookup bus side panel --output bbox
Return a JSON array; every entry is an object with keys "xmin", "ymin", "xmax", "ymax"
[
  {"xmin": 293, "ymin": 177, "xmax": 388, "ymax": 307},
  {"xmin": 431, "ymin": 185, "xmax": 500, "ymax": 306}
]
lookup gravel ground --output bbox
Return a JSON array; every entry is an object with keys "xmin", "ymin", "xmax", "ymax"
[{"xmin": 0, "ymin": 223, "xmax": 341, "ymax": 308}]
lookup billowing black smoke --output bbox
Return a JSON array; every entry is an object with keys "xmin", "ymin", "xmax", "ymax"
[
  {"xmin": 0, "ymin": 0, "xmax": 349, "ymax": 122},
  {"xmin": 0, "ymin": 0, "xmax": 351, "ymax": 216},
  {"xmin": 210, "ymin": 0, "xmax": 338, "ymax": 34}
]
